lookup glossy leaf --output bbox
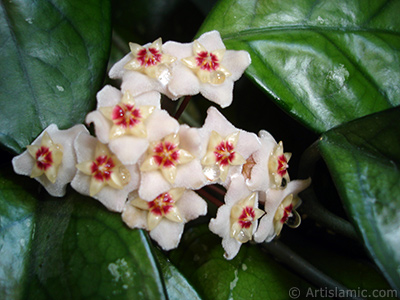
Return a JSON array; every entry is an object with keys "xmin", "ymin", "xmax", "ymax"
[
  {"xmin": 282, "ymin": 229, "xmax": 396, "ymax": 298},
  {"xmin": 319, "ymin": 106, "xmax": 400, "ymax": 291},
  {"xmin": 199, "ymin": 0, "xmax": 400, "ymax": 133},
  {"xmin": 169, "ymin": 225, "xmax": 311, "ymax": 300},
  {"xmin": 0, "ymin": 166, "xmax": 166, "ymax": 300},
  {"xmin": 154, "ymin": 249, "xmax": 202, "ymax": 300},
  {"xmin": 0, "ymin": 0, "xmax": 111, "ymax": 154},
  {"xmin": 0, "ymin": 167, "xmax": 37, "ymax": 299}
]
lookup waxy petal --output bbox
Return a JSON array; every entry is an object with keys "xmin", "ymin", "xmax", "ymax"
[
  {"xmin": 12, "ymin": 124, "xmax": 88, "ymax": 197},
  {"xmin": 71, "ymin": 132, "xmax": 139, "ymax": 212},
  {"xmin": 254, "ymin": 178, "xmax": 311, "ymax": 243},
  {"xmin": 164, "ymin": 30, "xmax": 251, "ymax": 108}
]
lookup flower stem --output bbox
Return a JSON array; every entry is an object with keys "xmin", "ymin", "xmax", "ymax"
[
  {"xmin": 174, "ymin": 96, "xmax": 192, "ymax": 120},
  {"xmin": 197, "ymin": 186, "xmax": 224, "ymax": 207},
  {"xmin": 261, "ymin": 240, "xmax": 364, "ymax": 300},
  {"xmin": 298, "ymin": 140, "xmax": 360, "ymax": 242}
]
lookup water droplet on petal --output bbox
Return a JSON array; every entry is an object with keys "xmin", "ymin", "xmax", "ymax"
[
  {"xmin": 210, "ymin": 70, "xmax": 225, "ymax": 84},
  {"xmin": 119, "ymin": 166, "xmax": 131, "ymax": 185}
]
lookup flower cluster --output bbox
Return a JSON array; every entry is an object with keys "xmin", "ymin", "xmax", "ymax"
[{"xmin": 12, "ymin": 31, "xmax": 310, "ymax": 259}]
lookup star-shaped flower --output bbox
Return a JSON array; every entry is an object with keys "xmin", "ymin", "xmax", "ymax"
[
  {"xmin": 199, "ymin": 106, "xmax": 261, "ymax": 185},
  {"xmin": 209, "ymin": 175, "xmax": 264, "ymax": 260},
  {"xmin": 240, "ymin": 130, "xmax": 291, "ymax": 192},
  {"xmin": 122, "ymin": 188, "xmax": 207, "ymax": 250},
  {"xmin": 12, "ymin": 124, "xmax": 87, "ymax": 197},
  {"xmin": 269, "ymin": 141, "xmax": 291, "ymax": 188},
  {"xmin": 71, "ymin": 132, "xmax": 139, "ymax": 212},
  {"xmin": 181, "ymin": 40, "xmax": 231, "ymax": 84},
  {"xmin": 129, "ymin": 188, "xmax": 185, "ymax": 231},
  {"xmin": 140, "ymin": 132, "xmax": 194, "ymax": 184},
  {"xmin": 254, "ymin": 178, "xmax": 311, "ymax": 243},
  {"xmin": 124, "ymin": 38, "xmax": 176, "ymax": 78},
  {"xmin": 99, "ymin": 91, "xmax": 155, "ymax": 139},
  {"xmin": 201, "ymin": 130, "xmax": 245, "ymax": 182},
  {"xmin": 75, "ymin": 141, "xmax": 130, "ymax": 197},
  {"xmin": 27, "ymin": 131, "xmax": 63, "ymax": 183},
  {"xmin": 138, "ymin": 125, "xmax": 207, "ymax": 200},
  {"xmin": 86, "ymin": 85, "xmax": 179, "ymax": 165},
  {"xmin": 109, "ymin": 39, "xmax": 176, "ymax": 98},
  {"xmin": 163, "ymin": 30, "xmax": 251, "ymax": 108}
]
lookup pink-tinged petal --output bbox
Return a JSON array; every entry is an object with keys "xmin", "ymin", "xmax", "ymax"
[
  {"xmin": 176, "ymin": 190, "xmax": 207, "ymax": 221},
  {"xmin": 244, "ymin": 130, "xmax": 277, "ymax": 192},
  {"xmin": 139, "ymin": 159, "xmax": 206, "ymax": 200},
  {"xmin": 71, "ymin": 132, "xmax": 139, "ymax": 212},
  {"xmin": 109, "ymin": 137, "xmax": 149, "ymax": 165},
  {"xmin": 12, "ymin": 124, "xmax": 88, "ymax": 197},
  {"xmin": 209, "ymin": 205, "xmax": 242, "ymax": 260},
  {"xmin": 200, "ymin": 80, "xmax": 234, "ymax": 108},
  {"xmin": 178, "ymin": 125, "xmax": 203, "ymax": 156},
  {"xmin": 221, "ymin": 50, "xmax": 251, "ymax": 81},
  {"xmin": 197, "ymin": 31, "xmax": 226, "ymax": 51},
  {"xmin": 149, "ymin": 221, "xmax": 185, "ymax": 251},
  {"xmin": 254, "ymin": 178, "xmax": 311, "ymax": 243},
  {"xmin": 110, "ymin": 37, "xmax": 177, "ymax": 97},
  {"xmin": 139, "ymin": 125, "xmax": 206, "ymax": 200},
  {"xmin": 96, "ymin": 85, "xmax": 124, "ymax": 109},
  {"xmin": 145, "ymin": 109, "xmax": 180, "ymax": 142},
  {"xmin": 166, "ymin": 31, "xmax": 250, "ymax": 108},
  {"xmin": 199, "ymin": 107, "xmax": 261, "ymax": 185},
  {"xmin": 122, "ymin": 195, "xmax": 148, "ymax": 229},
  {"xmin": 86, "ymin": 110, "xmax": 112, "ymax": 144},
  {"xmin": 209, "ymin": 175, "xmax": 261, "ymax": 259}
]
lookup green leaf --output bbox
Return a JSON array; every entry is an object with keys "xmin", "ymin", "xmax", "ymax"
[
  {"xmin": 154, "ymin": 249, "xmax": 202, "ymax": 300},
  {"xmin": 0, "ymin": 167, "xmax": 37, "ymax": 299},
  {"xmin": 282, "ymin": 230, "xmax": 396, "ymax": 298},
  {"xmin": 0, "ymin": 166, "xmax": 166, "ymax": 300},
  {"xmin": 199, "ymin": 0, "xmax": 400, "ymax": 133},
  {"xmin": 319, "ymin": 106, "xmax": 400, "ymax": 291},
  {"xmin": 169, "ymin": 225, "xmax": 311, "ymax": 300},
  {"xmin": 0, "ymin": 0, "xmax": 111, "ymax": 154}
]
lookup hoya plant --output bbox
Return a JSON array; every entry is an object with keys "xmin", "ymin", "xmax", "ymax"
[{"xmin": 1, "ymin": 0, "xmax": 399, "ymax": 299}]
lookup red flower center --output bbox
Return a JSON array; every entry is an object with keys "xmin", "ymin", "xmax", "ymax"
[
  {"xmin": 277, "ymin": 154, "xmax": 288, "ymax": 177},
  {"xmin": 238, "ymin": 206, "xmax": 256, "ymax": 229},
  {"xmin": 214, "ymin": 141, "xmax": 235, "ymax": 166},
  {"xmin": 281, "ymin": 204, "xmax": 293, "ymax": 223},
  {"xmin": 196, "ymin": 51, "xmax": 219, "ymax": 71},
  {"xmin": 137, "ymin": 47, "xmax": 162, "ymax": 67},
  {"xmin": 112, "ymin": 104, "xmax": 142, "ymax": 128},
  {"xmin": 148, "ymin": 192, "xmax": 174, "ymax": 216},
  {"xmin": 91, "ymin": 155, "xmax": 115, "ymax": 182},
  {"xmin": 35, "ymin": 146, "xmax": 53, "ymax": 171},
  {"xmin": 153, "ymin": 142, "xmax": 179, "ymax": 168}
]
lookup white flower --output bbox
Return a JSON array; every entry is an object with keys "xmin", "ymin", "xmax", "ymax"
[
  {"xmin": 71, "ymin": 131, "xmax": 139, "ymax": 212},
  {"xmin": 209, "ymin": 175, "xmax": 264, "ymax": 260},
  {"xmin": 122, "ymin": 188, "xmax": 207, "ymax": 251},
  {"xmin": 138, "ymin": 125, "xmax": 207, "ymax": 200},
  {"xmin": 242, "ymin": 130, "xmax": 291, "ymax": 192},
  {"xmin": 12, "ymin": 124, "xmax": 87, "ymax": 197},
  {"xmin": 199, "ymin": 106, "xmax": 261, "ymax": 185},
  {"xmin": 86, "ymin": 85, "xmax": 179, "ymax": 165},
  {"xmin": 164, "ymin": 30, "xmax": 251, "ymax": 108},
  {"xmin": 109, "ymin": 38, "xmax": 176, "ymax": 98},
  {"xmin": 254, "ymin": 178, "xmax": 311, "ymax": 243}
]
